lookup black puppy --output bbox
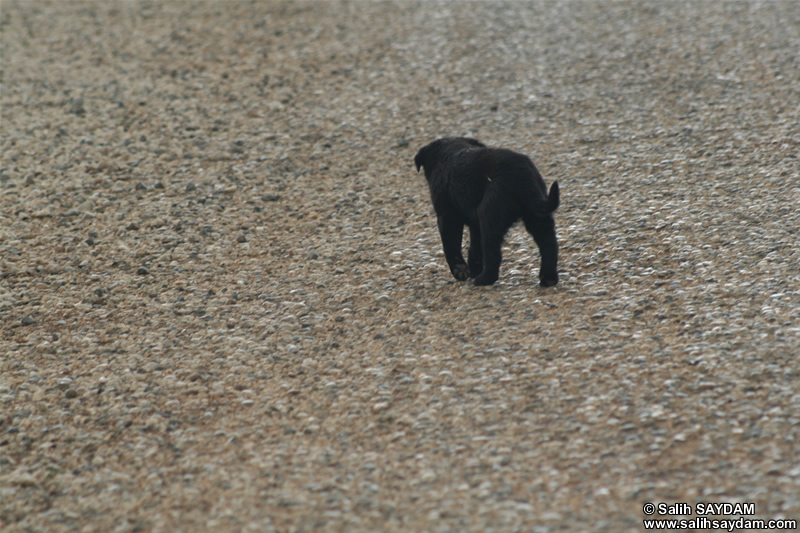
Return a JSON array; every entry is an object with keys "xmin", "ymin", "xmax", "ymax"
[{"xmin": 414, "ymin": 137, "xmax": 560, "ymax": 286}]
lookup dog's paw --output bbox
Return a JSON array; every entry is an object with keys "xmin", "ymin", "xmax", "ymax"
[
  {"xmin": 451, "ymin": 264, "xmax": 470, "ymax": 281},
  {"xmin": 539, "ymin": 271, "xmax": 558, "ymax": 287},
  {"xmin": 467, "ymin": 262, "xmax": 483, "ymax": 278},
  {"xmin": 473, "ymin": 272, "xmax": 498, "ymax": 286}
]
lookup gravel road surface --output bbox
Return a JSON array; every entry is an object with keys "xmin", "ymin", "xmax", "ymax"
[{"xmin": 2, "ymin": 1, "xmax": 799, "ymax": 531}]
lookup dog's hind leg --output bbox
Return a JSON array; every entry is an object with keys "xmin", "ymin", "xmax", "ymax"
[
  {"xmin": 467, "ymin": 224, "xmax": 483, "ymax": 278},
  {"xmin": 523, "ymin": 213, "xmax": 559, "ymax": 287},
  {"xmin": 473, "ymin": 213, "xmax": 506, "ymax": 286}
]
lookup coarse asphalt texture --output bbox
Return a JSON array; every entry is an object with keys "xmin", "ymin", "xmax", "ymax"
[{"xmin": 2, "ymin": 1, "xmax": 799, "ymax": 532}]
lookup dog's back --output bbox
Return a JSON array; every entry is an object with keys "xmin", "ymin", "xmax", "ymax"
[{"xmin": 416, "ymin": 137, "xmax": 555, "ymax": 216}]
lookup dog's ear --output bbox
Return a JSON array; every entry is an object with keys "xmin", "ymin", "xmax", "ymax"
[
  {"xmin": 414, "ymin": 147, "xmax": 426, "ymax": 172},
  {"xmin": 547, "ymin": 181, "xmax": 560, "ymax": 212}
]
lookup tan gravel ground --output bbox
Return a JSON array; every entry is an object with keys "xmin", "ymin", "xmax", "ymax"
[{"xmin": 2, "ymin": 1, "xmax": 800, "ymax": 532}]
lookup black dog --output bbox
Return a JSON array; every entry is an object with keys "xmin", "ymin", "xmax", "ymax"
[{"xmin": 414, "ymin": 137, "xmax": 560, "ymax": 286}]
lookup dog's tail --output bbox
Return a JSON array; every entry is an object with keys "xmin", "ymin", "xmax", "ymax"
[
  {"xmin": 525, "ymin": 180, "xmax": 559, "ymax": 216},
  {"xmin": 546, "ymin": 181, "xmax": 560, "ymax": 213}
]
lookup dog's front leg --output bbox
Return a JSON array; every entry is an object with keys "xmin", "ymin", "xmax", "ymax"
[{"xmin": 437, "ymin": 214, "xmax": 469, "ymax": 281}]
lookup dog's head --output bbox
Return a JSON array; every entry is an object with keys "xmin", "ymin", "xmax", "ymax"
[{"xmin": 414, "ymin": 137, "xmax": 486, "ymax": 173}]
